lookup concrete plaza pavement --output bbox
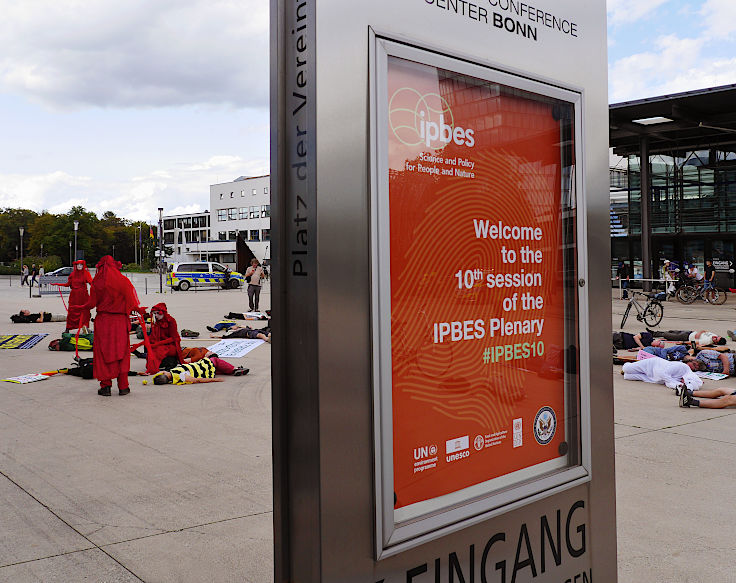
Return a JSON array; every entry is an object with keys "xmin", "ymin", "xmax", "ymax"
[
  {"xmin": 2, "ymin": 274, "xmax": 736, "ymax": 581},
  {"xmin": 0, "ymin": 275, "xmax": 272, "ymax": 582},
  {"xmin": 613, "ymin": 290, "xmax": 736, "ymax": 583}
]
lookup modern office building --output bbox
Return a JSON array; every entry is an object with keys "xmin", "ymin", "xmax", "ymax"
[
  {"xmin": 609, "ymin": 84, "xmax": 736, "ymax": 285},
  {"xmin": 162, "ymin": 175, "xmax": 271, "ymax": 270}
]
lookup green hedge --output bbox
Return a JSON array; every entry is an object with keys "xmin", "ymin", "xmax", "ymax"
[{"xmin": 0, "ymin": 256, "xmax": 62, "ymax": 275}]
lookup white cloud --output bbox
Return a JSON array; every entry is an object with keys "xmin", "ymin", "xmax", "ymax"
[
  {"xmin": 700, "ymin": 0, "xmax": 736, "ymax": 40},
  {"xmin": 609, "ymin": 35, "xmax": 705, "ymax": 102},
  {"xmin": 607, "ymin": 0, "xmax": 671, "ymax": 26},
  {"xmin": 0, "ymin": 0, "xmax": 268, "ymax": 110},
  {"xmin": 0, "ymin": 154, "xmax": 268, "ymax": 222}
]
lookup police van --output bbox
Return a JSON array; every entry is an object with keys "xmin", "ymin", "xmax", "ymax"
[{"xmin": 167, "ymin": 261, "xmax": 245, "ymax": 291}]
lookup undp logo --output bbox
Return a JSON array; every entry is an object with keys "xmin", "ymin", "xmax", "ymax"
[{"xmin": 389, "ymin": 87, "xmax": 475, "ymax": 150}]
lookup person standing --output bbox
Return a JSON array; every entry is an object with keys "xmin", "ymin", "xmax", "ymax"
[
  {"xmin": 616, "ymin": 261, "xmax": 630, "ymax": 299},
  {"xmin": 245, "ymin": 257, "xmax": 265, "ymax": 312},
  {"xmin": 704, "ymin": 259, "xmax": 716, "ymax": 291},
  {"xmin": 83, "ymin": 255, "xmax": 143, "ymax": 396},
  {"xmin": 54, "ymin": 260, "xmax": 93, "ymax": 334}
]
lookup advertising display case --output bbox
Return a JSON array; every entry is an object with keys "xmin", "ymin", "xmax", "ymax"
[
  {"xmin": 372, "ymin": 41, "xmax": 589, "ymax": 553},
  {"xmin": 271, "ymin": 0, "xmax": 614, "ymax": 581}
]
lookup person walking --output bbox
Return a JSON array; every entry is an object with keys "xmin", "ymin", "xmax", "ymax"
[
  {"xmin": 30, "ymin": 263, "xmax": 38, "ymax": 287},
  {"xmin": 82, "ymin": 255, "xmax": 144, "ymax": 396},
  {"xmin": 616, "ymin": 261, "xmax": 630, "ymax": 299},
  {"xmin": 21, "ymin": 264, "xmax": 28, "ymax": 286},
  {"xmin": 245, "ymin": 257, "xmax": 265, "ymax": 312}
]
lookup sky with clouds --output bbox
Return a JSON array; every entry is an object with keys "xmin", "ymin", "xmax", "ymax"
[{"xmin": 0, "ymin": 1, "xmax": 735, "ymax": 221}]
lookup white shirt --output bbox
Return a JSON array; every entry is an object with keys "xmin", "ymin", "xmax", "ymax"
[{"xmin": 622, "ymin": 357, "xmax": 702, "ymax": 391}]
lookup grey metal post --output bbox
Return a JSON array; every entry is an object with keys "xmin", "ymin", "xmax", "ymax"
[
  {"xmin": 640, "ymin": 137, "xmax": 652, "ymax": 285},
  {"xmin": 19, "ymin": 227, "xmax": 23, "ymax": 287},
  {"xmin": 158, "ymin": 208, "xmax": 164, "ymax": 293}
]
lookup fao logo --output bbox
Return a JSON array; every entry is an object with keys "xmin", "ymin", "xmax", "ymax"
[
  {"xmin": 533, "ymin": 407, "xmax": 557, "ymax": 445},
  {"xmin": 473, "ymin": 435, "xmax": 484, "ymax": 451}
]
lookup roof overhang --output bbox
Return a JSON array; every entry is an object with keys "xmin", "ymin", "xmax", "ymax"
[{"xmin": 610, "ymin": 84, "xmax": 736, "ymax": 157}]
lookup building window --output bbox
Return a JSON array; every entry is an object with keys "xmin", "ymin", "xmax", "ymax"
[
  {"xmin": 249, "ymin": 230, "xmax": 260, "ymax": 241},
  {"xmin": 177, "ymin": 232, "xmax": 183, "ymax": 244},
  {"xmin": 217, "ymin": 209, "xmax": 227, "ymax": 221},
  {"xmin": 164, "ymin": 233, "xmax": 174, "ymax": 244},
  {"xmin": 241, "ymin": 190, "xmax": 245, "ymax": 197},
  {"xmin": 202, "ymin": 230, "xmax": 209, "ymax": 242},
  {"xmin": 218, "ymin": 231, "xmax": 227, "ymax": 241},
  {"xmin": 252, "ymin": 188, "xmax": 257, "ymax": 195},
  {"xmin": 164, "ymin": 219, "xmax": 175, "ymax": 230},
  {"xmin": 228, "ymin": 230, "xmax": 237, "ymax": 241},
  {"xmin": 239, "ymin": 207, "xmax": 248, "ymax": 219},
  {"xmin": 228, "ymin": 208, "xmax": 237, "ymax": 220},
  {"xmin": 184, "ymin": 231, "xmax": 192, "ymax": 243},
  {"xmin": 261, "ymin": 205, "xmax": 271, "ymax": 218},
  {"xmin": 192, "ymin": 216, "xmax": 199, "ymax": 228},
  {"xmin": 182, "ymin": 217, "xmax": 191, "ymax": 228},
  {"xmin": 262, "ymin": 229, "xmax": 270, "ymax": 241},
  {"xmin": 250, "ymin": 206, "xmax": 259, "ymax": 218},
  {"xmin": 264, "ymin": 187, "xmax": 269, "ymax": 194}
]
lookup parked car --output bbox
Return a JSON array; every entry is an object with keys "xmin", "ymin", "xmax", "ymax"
[
  {"xmin": 46, "ymin": 266, "xmax": 73, "ymax": 277},
  {"xmin": 166, "ymin": 261, "xmax": 244, "ymax": 291}
]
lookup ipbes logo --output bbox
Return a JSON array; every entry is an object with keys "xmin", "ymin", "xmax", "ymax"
[{"xmin": 389, "ymin": 88, "xmax": 475, "ymax": 150}]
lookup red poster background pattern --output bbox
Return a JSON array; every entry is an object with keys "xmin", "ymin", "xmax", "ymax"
[{"xmin": 387, "ymin": 57, "xmax": 572, "ymax": 510}]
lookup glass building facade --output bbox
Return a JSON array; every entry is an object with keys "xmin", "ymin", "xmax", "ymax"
[{"xmin": 612, "ymin": 149, "xmax": 736, "ymax": 283}]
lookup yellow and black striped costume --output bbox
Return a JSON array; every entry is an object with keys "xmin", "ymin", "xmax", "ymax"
[{"xmin": 170, "ymin": 358, "xmax": 216, "ymax": 385}]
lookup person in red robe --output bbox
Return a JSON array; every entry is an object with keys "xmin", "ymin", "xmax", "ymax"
[
  {"xmin": 54, "ymin": 259, "xmax": 93, "ymax": 333},
  {"xmin": 146, "ymin": 302, "xmax": 183, "ymax": 374},
  {"xmin": 83, "ymin": 256, "xmax": 143, "ymax": 396}
]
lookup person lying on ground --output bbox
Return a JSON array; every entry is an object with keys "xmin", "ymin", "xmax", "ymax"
[
  {"xmin": 222, "ymin": 310, "xmax": 271, "ymax": 321},
  {"xmin": 152, "ymin": 358, "xmax": 230, "ymax": 385},
  {"xmin": 206, "ymin": 320, "xmax": 239, "ymax": 332},
  {"xmin": 180, "ymin": 346, "xmax": 248, "ymax": 376},
  {"xmin": 646, "ymin": 329, "xmax": 726, "ymax": 347},
  {"xmin": 621, "ymin": 356, "xmax": 703, "ymax": 393},
  {"xmin": 641, "ymin": 344, "xmax": 690, "ymax": 361},
  {"xmin": 613, "ymin": 331, "xmax": 664, "ymax": 351},
  {"xmin": 692, "ymin": 349, "xmax": 736, "ymax": 376},
  {"xmin": 680, "ymin": 386, "xmax": 736, "ymax": 409},
  {"xmin": 10, "ymin": 310, "xmax": 66, "ymax": 323},
  {"xmin": 209, "ymin": 324, "xmax": 271, "ymax": 342}
]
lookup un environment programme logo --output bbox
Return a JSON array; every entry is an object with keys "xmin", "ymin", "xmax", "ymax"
[
  {"xmin": 533, "ymin": 406, "xmax": 557, "ymax": 445},
  {"xmin": 389, "ymin": 87, "xmax": 475, "ymax": 151}
]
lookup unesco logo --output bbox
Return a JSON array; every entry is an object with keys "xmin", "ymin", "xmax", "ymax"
[
  {"xmin": 389, "ymin": 87, "xmax": 475, "ymax": 150},
  {"xmin": 533, "ymin": 406, "xmax": 557, "ymax": 445}
]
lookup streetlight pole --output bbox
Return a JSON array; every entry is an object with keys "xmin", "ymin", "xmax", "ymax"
[
  {"xmin": 19, "ymin": 227, "xmax": 24, "ymax": 286},
  {"xmin": 40, "ymin": 243, "xmax": 43, "ymax": 259},
  {"xmin": 69, "ymin": 241, "xmax": 72, "ymax": 266},
  {"xmin": 158, "ymin": 208, "xmax": 164, "ymax": 293},
  {"xmin": 112, "ymin": 244, "xmax": 116, "ymax": 260},
  {"xmin": 73, "ymin": 220, "xmax": 79, "ymax": 262}
]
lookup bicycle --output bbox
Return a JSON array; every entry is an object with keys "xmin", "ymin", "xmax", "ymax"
[
  {"xmin": 676, "ymin": 283, "xmax": 727, "ymax": 305},
  {"xmin": 620, "ymin": 290, "xmax": 664, "ymax": 328}
]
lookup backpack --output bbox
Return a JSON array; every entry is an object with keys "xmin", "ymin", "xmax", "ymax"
[
  {"xmin": 67, "ymin": 358, "xmax": 94, "ymax": 380},
  {"xmin": 59, "ymin": 332, "xmax": 94, "ymax": 352}
]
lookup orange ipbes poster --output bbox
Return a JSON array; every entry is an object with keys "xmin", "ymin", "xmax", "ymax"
[{"xmin": 386, "ymin": 56, "xmax": 577, "ymax": 511}]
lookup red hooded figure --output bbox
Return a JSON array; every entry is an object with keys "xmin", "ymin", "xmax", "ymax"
[
  {"xmin": 60, "ymin": 259, "xmax": 93, "ymax": 331},
  {"xmin": 84, "ymin": 255, "xmax": 141, "ymax": 396},
  {"xmin": 146, "ymin": 302, "xmax": 183, "ymax": 374}
]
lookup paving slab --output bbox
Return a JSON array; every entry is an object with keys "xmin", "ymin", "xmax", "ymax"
[
  {"xmin": 105, "ymin": 512, "xmax": 273, "ymax": 583},
  {"xmin": 0, "ymin": 474, "xmax": 92, "ymax": 567},
  {"xmin": 0, "ymin": 548, "xmax": 141, "ymax": 583}
]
